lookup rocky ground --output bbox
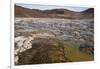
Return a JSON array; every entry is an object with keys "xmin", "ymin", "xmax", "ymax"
[{"xmin": 15, "ymin": 18, "xmax": 94, "ymax": 65}]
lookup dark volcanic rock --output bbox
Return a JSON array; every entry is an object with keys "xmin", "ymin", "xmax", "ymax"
[
  {"xmin": 81, "ymin": 8, "xmax": 94, "ymax": 18},
  {"xmin": 79, "ymin": 42, "xmax": 94, "ymax": 55},
  {"xmin": 82, "ymin": 8, "xmax": 94, "ymax": 13}
]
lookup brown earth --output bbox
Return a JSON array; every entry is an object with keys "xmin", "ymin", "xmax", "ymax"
[{"xmin": 15, "ymin": 5, "xmax": 94, "ymax": 19}]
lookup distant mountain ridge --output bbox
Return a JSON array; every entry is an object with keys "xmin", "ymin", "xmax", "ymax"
[
  {"xmin": 82, "ymin": 8, "xmax": 94, "ymax": 13},
  {"xmin": 15, "ymin": 5, "xmax": 94, "ymax": 19}
]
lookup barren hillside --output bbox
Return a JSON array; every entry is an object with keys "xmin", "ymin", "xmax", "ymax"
[{"xmin": 15, "ymin": 5, "xmax": 94, "ymax": 19}]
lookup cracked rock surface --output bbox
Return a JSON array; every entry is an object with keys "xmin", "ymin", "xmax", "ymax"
[{"xmin": 15, "ymin": 18, "xmax": 94, "ymax": 65}]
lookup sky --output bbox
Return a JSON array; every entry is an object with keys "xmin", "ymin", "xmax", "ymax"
[{"xmin": 16, "ymin": 3, "xmax": 89, "ymax": 12}]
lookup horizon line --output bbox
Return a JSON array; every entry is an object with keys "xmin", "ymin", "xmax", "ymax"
[{"xmin": 15, "ymin": 3, "xmax": 92, "ymax": 12}]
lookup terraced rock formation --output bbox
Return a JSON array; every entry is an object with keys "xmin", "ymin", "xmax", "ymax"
[{"xmin": 15, "ymin": 18, "xmax": 94, "ymax": 65}]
